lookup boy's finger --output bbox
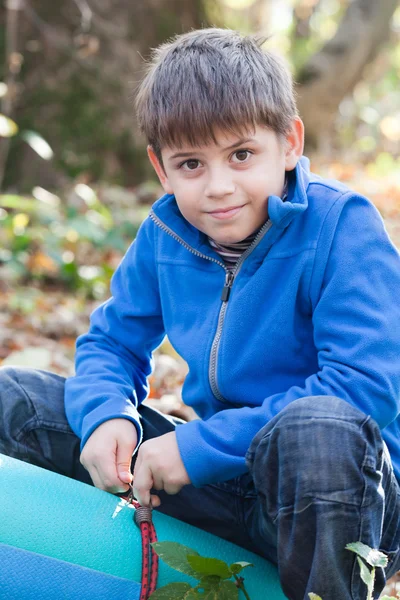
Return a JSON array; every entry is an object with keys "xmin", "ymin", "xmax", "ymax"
[
  {"xmin": 95, "ymin": 457, "xmax": 129, "ymax": 493},
  {"xmin": 150, "ymin": 494, "xmax": 161, "ymax": 508},
  {"xmin": 87, "ymin": 465, "xmax": 104, "ymax": 490},
  {"xmin": 116, "ymin": 438, "xmax": 135, "ymax": 484},
  {"xmin": 151, "ymin": 472, "xmax": 164, "ymax": 491},
  {"xmin": 132, "ymin": 464, "xmax": 153, "ymax": 506}
]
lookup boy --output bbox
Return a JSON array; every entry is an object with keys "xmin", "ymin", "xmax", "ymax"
[{"xmin": 1, "ymin": 28, "xmax": 400, "ymax": 599}]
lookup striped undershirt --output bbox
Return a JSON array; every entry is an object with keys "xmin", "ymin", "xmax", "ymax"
[
  {"xmin": 208, "ymin": 180, "xmax": 289, "ymax": 269},
  {"xmin": 208, "ymin": 233, "xmax": 258, "ymax": 268}
]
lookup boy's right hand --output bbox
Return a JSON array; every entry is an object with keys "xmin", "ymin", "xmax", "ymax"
[{"xmin": 80, "ymin": 418, "xmax": 138, "ymax": 493}]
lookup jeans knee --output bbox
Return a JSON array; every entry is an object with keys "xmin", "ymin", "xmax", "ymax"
[
  {"xmin": 0, "ymin": 365, "xmax": 39, "ymax": 391},
  {"xmin": 0, "ymin": 365, "xmax": 21, "ymax": 402},
  {"xmin": 247, "ymin": 396, "xmax": 383, "ymax": 509},
  {"xmin": 278, "ymin": 395, "xmax": 367, "ymax": 424},
  {"xmin": 0, "ymin": 364, "xmax": 17, "ymax": 381}
]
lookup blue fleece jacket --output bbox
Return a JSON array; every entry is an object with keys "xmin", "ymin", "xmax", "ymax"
[{"xmin": 65, "ymin": 157, "xmax": 400, "ymax": 487}]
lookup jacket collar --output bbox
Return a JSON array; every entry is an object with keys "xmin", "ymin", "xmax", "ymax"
[{"xmin": 151, "ymin": 155, "xmax": 310, "ymax": 249}]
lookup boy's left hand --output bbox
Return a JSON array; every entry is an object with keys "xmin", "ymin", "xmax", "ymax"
[{"xmin": 132, "ymin": 431, "xmax": 191, "ymax": 507}]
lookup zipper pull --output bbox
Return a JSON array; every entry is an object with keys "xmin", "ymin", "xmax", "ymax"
[{"xmin": 221, "ymin": 271, "xmax": 234, "ymax": 302}]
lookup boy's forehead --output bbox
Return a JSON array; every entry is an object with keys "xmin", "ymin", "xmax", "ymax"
[{"xmin": 162, "ymin": 124, "xmax": 273, "ymax": 156}]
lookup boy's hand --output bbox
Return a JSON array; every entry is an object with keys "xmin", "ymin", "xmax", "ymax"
[
  {"xmin": 132, "ymin": 431, "xmax": 191, "ymax": 507},
  {"xmin": 80, "ymin": 418, "xmax": 137, "ymax": 493}
]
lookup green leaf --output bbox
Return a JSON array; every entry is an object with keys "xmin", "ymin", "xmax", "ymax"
[
  {"xmin": 0, "ymin": 114, "xmax": 18, "ymax": 137},
  {"xmin": 0, "ymin": 194, "xmax": 37, "ymax": 211},
  {"xmin": 187, "ymin": 555, "xmax": 231, "ymax": 579},
  {"xmin": 308, "ymin": 594, "xmax": 323, "ymax": 600},
  {"xmin": 21, "ymin": 130, "xmax": 54, "ymax": 160},
  {"xmin": 150, "ymin": 542, "xmax": 201, "ymax": 579},
  {"xmin": 356, "ymin": 557, "xmax": 373, "ymax": 588},
  {"xmin": 193, "ymin": 580, "xmax": 237, "ymax": 600},
  {"xmin": 346, "ymin": 542, "xmax": 388, "ymax": 568},
  {"xmin": 229, "ymin": 561, "xmax": 254, "ymax": 575},
  {"xmin": 218, "ymin": 580, "xmax": 239, "ymax": 599},
  {"xmin": 198, "ymin": 575, "xmax": 223, "ymax": 591},
  {"xmin": 149, "ymin": 582, "xmax": 193, "ymax": 599},
  {"xmin": 66, "ymin": 216, "xmax": 107, "ymax": 243},
  {"xmin": 380, "ymin": 596, "xmax": 399, "ymax": 600}
]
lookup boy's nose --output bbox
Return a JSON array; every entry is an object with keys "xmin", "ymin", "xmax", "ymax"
[{"xmin": 204, "ymin": 170, "xmax": 235, "ymax": 199}]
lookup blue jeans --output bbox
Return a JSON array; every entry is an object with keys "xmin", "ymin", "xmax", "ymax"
[{"xmin": 1, "ymin": 366, "xmax": 399, "ymax": 599}]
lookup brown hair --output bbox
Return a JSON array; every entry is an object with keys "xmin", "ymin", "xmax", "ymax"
[{"xmin": 135, "ymin": 28, "xmax": 298, "ymax": 163}]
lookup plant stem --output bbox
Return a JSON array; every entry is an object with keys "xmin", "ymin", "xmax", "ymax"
[
  {"xmin": 367, "ymin": 567, "xmax": 375, "ymax": 600},
  {"xmin": 233, "ymin": 574, "xmax": 252, "ymax": 600}
]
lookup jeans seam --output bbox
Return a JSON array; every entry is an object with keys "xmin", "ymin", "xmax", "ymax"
[
  {"xmin": 12, "ymin": 367, "xmax": 40, "ymax": 423},
  {"xmin": 12, "ymin": 369, "xmax": 72, "ymax": 437},
  {"xmin": 17, "ymin": 420, "xmax": 76, "ymax": 443},
  {"xmin": 350, "ymin": 438, "xmax": 372, "ymax": 600}
]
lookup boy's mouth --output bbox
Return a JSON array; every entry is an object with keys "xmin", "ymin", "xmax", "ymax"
[{"xmin": 207, "ymin": 205, "xmax": 244, "ymax": 220}]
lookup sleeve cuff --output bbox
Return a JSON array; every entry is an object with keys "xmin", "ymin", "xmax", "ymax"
[{"xmin": 175, "ymin": 419, "xmax": 247, "ymax": 488}]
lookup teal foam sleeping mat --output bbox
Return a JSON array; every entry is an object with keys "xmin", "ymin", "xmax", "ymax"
[{"xmin": 0, "ymin": 454, "xmax": 286, "ymax": 599}]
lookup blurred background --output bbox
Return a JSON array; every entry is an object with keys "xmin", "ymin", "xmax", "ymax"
[
  {"xmin": 1, "ymin": 0, "xmax": 400, "ymax": 423},
  {"xmin": 1, "ymin": 1, "xmax": 400, "ymax": 591}
]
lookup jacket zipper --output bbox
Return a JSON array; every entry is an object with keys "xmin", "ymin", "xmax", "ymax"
[
  {"xmin": 208, "ymin": 219, "xmax": 273, "ymax": 402},
  {"xmin": 149, "ymin": 210, "xmax": 273, "ymax": 403}
]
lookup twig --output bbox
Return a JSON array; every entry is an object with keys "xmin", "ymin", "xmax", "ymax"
[{"xmin": 233, "ymin": 573, "xmax": 251, "ymax": 600}]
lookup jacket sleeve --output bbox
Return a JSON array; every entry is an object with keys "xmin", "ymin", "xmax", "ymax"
[
  {"xmin": 175, "ymin": 194, "xmax": 400, "ymax": 487},
  {"xmin": 64, "ymin": 217, "xmax": 165, "ymax": 450}
]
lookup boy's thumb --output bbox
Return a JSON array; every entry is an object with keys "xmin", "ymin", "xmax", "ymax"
[{"xmin": 116, "ymin": 439, "xmax": 134, "ymax": 484}]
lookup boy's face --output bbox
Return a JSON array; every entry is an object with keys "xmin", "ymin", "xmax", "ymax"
[{"xmin": 148, "ymin": 120, "xmax": 304, "ymax": 245}]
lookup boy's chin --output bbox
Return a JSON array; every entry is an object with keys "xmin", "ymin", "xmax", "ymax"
[{"xmin": 213, "ymin": 234, "xmax": 247, "ymax": 245}]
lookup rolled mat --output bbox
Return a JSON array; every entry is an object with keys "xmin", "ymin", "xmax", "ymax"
[{"xmin": 0, "ymin": 454, "xmax": 285, "ymax": 599}]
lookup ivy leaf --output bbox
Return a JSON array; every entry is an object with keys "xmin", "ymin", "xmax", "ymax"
[
  {"xmin": 192, "ymin": 580, "xmax": 238, "ymax": 600},
  {"xmin": 356, "ymin": 557, "xmax": 373, "ymax": 588},
  {"xmin": 217, "ymin": 580, "xmax": 239, "ymax": 599},
  {"xmin": 151, "ymin": 542, "xmax": 201, "ymax": 578},
  {"xmin": 198, "ymin": 575, "xmax": 223, "ymax": 591},
  {"xmin": 148, "ymin": 582, "xmax": 193, "ymax": 599},
  {"xmin": 346, "ymin": 542, "xmax": 388, "ymax": 568},
  {"xmin": 185, "ymin": 590, "xmax": 204, "ymax": 599},
  {"xmin": 308, "ymin": 594, "xmax": 323, "ymax": 600},
  {"xmin": 229, "ymin": 561, "xmax": 254, "ymax": 575},
  {"xmin": 187, "ymin": 555, "xmax": 231, "ymax": 579}
]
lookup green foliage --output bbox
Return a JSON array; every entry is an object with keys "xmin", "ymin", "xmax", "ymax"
[
  {"xmin": 0, "ymin": 186, "xmax": 145, "ymax": 298},
  {"xmin": 149, "ymin": 541, "xmax": 254, "ymax": 599},
  {"xmin": 309, "ymin": 542, "xmax": 397, "ymax": 600},
  {"xmin": 346, "ymin": 541, "xmax": 388, "ymax": 569}
]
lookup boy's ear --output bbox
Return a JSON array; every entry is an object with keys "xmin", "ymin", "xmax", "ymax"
[
  {"xmin": 147, "ymin": 146, "xmax": 174, "ymax": 194},
  {"xmin": 284, "ymin": 117, "xmax": 304, "ymax": 171}
]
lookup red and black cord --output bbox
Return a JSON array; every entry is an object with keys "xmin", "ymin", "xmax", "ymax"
[{"xmin": 132, "ymin": 499, "xmax": 159, "ymax": 599}]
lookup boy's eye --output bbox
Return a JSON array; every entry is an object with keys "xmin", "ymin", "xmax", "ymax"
[
  {"xmin": 232, "ymin": 149, "xmax": 252, "ymax": 163},
  {"xmin": 181, "ymin": 159, "xmax": 200, "ymax": 170}
]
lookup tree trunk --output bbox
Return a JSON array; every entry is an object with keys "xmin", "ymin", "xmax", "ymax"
[
  {"xmin": 5, "ymin": 0, "xmax": 208, "ymax": 190},
  {"xmin": 296, "ymin": 0, "xmax": 399, "ymax": 150}
]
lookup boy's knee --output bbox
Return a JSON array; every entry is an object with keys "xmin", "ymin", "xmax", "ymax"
[
  {"xmin": 0, "ymin": 365, "xmax": 23, "ymax": 395},
  {"xmin": 0, "ymin": 366, "xmax": 66, "ymax": 422},
  {"xmin": 247, "ymin": 395, "xmax": 383, "ymax": 506},
  {"xmin": 278, "ymin": 395, "xmax": 368, "ymax": 425}
]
